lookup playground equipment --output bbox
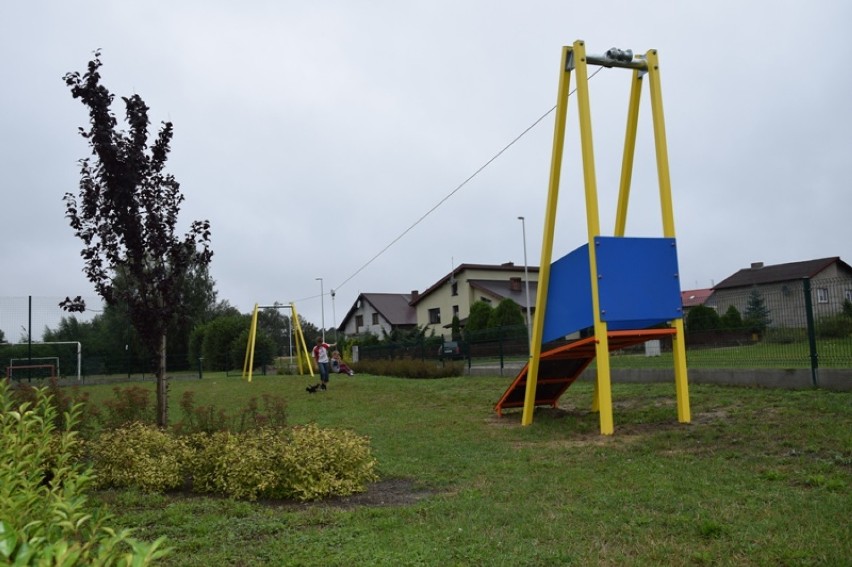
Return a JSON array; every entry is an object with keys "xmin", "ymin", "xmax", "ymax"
[
  {"xmin": 495, "ymin": 41, "xmax": 690, "ymax": 434},
  {"xmin": 243, "ymin": 302, "xmax": 312, "ymax": 382}
]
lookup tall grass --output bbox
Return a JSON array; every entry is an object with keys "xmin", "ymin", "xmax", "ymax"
[{"xmin": 80, "ymin": 373, "xmax": 850, "ymax": 566}]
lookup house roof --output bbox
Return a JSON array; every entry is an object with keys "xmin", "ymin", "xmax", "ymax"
[
  {"xmin": 714, "ymin": 257, "xmax": 850, "ymax": 290},
  {"xmin": 338, "ymin": 292, "xmax": 417, "ymax": 330},
  {"xmin": 680, "ymin": 288, "xmax": 713, "ymax": 308},
  {"xmin": 468, "ymin": 279, "xmax": 538, "ymax": 309},
  {"xmin": 411, "ymin": 262, "xmax": 539, "ymax": 306}
]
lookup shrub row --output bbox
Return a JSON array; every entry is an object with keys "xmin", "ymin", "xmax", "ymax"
[
  {"xmin": 353, "ymin": 358, "xmax": 464, "ymax": 379},
  {"xmin": 87, "ymin": 422, "xmax": 379, "ymax": 501}
]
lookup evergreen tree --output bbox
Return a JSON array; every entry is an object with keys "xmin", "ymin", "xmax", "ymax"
[
  {"xmin": 743, "ymin": 288, "xmax": 772, "ymax": 334},
  {"xmin": 686, "ymin": 305, "xmax": 722, "ymax": 332},
  {"xmin": 720, "ymin": 305, "xmax": 743, "ymax": 330},
  {"xmin": 465, "ymin": 301, "xmax": 494, "ymax": 335}
]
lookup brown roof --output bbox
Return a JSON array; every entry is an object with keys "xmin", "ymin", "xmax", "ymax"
[
  {"xmin": 411, "ymin": 262, "xmax": 539, "ymax": 306},
  {"xmin": 714, "ymin": 257, "xmax": 849, "ymax": 290},
  {"xmin": 681, "ymin": 288, "xmax": 713, "ymax": 307},
  {"xmin": 338, "ymin": 292, "xmax": 417, "ymax": 330},
  {"xmin": 468, "ymin": 279, "xmax": 538, "ymax": 309}
]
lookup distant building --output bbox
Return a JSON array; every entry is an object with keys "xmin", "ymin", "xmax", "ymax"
[
  {"xmin": 338, "ymin": 293, "xmax": 417, "ymax": 338},
  {"xmin": 680, "ymin": 288, "xmax": 713, "ymax": 315},
  {"xmin": 708, "ymin": 257, "xmax": 852, "ymax": 327},
  {"xmin": 410, "ymin": 262, "xmax": 539, "ymax": 338}
]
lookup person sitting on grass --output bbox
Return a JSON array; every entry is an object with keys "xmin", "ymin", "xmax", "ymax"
[{"xmin": 330, "ymin": 350, "xmax": 355, "ymax": 376}]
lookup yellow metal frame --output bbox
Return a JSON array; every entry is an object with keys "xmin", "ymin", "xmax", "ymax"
[
  {"xmin": 522, "ymin": 40, "xmax": 690, "ymax": 433},
  {"xmin": 243, "ymin": 302, "xmax": 313, "ymax": 382}
]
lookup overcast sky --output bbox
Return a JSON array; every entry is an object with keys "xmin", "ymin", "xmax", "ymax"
[{"xmin": 2, "ymin": 1, "xmax": 850, "ymax": 337}]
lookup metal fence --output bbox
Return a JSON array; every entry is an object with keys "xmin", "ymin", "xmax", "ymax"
[{"xmin": 358, "ymin": 276, "xmax": 852, "ymax": 370}]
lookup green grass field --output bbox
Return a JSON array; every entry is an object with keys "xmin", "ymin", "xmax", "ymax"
[{"xmin": 81, "ymin": 373, "xmax": 850, "ymax": 566}]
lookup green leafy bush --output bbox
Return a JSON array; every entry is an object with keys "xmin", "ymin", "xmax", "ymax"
[
  {"xmin": 189, "ymin": 429, "xmax": 284, "ymax": 501},
  {"xmin": 816, "ymin": 314, "xmax": 852, "ymax": 339},
  {"xmin": 87, "ymin": 422, "xmax": 191, "ymax": 492},
  {"xmin": 354, "ymin": 359, "xmax": 464, "ymax": 378},
  {"xmin": 0, "ymin": 382, "xmax": 169, "ymax": 565},
  {"xmin": 275, "ymin": 423, "xmax": 379, "ymax": 501},
  {"xmin": 189, "ymin": 424, "xmax": 378, "ymax": 501}
]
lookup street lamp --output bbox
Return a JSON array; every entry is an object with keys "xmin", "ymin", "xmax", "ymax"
[
  {"xmin": 518, "ymin": 216, "xmax": 532, "ymax": 353},
  {"xmin": 331, "ymin": 288, "xmax": 338, "ymax": 343},
  {"xmin": 316, "ymin": 277, "xmax": 325, "ymax": 342}
]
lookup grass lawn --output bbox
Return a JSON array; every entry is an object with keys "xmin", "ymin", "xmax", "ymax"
[{"xmin": 81, "ymin": 373, "xmax": 850, "ymax": 566}]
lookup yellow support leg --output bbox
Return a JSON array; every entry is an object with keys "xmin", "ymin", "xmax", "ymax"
[
  {"xmin": 521, "ymin": 45, "xmax": 573, "ymax": 426},
  {"xmin": 672, "ymin": 318, "xmax": 691, "ymax": 422}
]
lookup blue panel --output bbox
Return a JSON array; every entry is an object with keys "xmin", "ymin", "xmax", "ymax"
[
  {"xmin": 542, "ymin": 244, "xmax": 593, "ymax": 343},
  {"xmin": 594, "ymin": 236, "xmax": 683, "ymax": 324}
]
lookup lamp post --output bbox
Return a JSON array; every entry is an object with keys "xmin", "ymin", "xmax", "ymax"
[
  {"xmin": 518, "ymin": 216, "xmax": 532, "ymax": 353},
  {"xmin": 316, "ymin": 277, "xmax": 325, "ymax": 342},
  {"xmin": 331, "ymin": 288, "xmax": 338, "ymax": 343}
]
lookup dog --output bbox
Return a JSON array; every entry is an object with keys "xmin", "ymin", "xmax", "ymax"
[{"xmin": 306, "ymin": 383, "xmax": 321, "ymax": 394}]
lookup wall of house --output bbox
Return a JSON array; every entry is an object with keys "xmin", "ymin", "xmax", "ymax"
[
  {"xmin": 416, "ymin": 268, "xmax": 537, "ymax": 339},
  {"xmin": 708, "ymin": 272, "xmax": 852, "ymax": 328},
  {"xmin": 340, "ymin": 303, "xmax": 392, "ymax": 337}
]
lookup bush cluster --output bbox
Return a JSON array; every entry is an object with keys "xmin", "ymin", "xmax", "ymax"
[
  {"xmin": 0, "ymin": 381, "xmax": 168, "ymax": 565},
  {"xmin": 354, "ymin": 358, "xmax": 464, "ymax": 378},
  {"xmin": 89, "ymin": 423, "xmax": 378, "ymax": 502}
]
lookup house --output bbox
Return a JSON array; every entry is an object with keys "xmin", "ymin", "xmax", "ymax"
[
  {"xmin": 680, "ymin": 288, "xmax": 713, "ymax": 315},
  {"xmin": 338, "ymin": 293, "xmax": 417, "ymax": 338},
  {"xmin": 708, "ymin": 257, "xmax": 852, "ymax": 328},
  {"xmin": 410, "ymin": 262, "xmax": 539, "ymax": 338}
]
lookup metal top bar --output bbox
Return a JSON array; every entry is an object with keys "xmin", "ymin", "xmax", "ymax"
[{"xmin": 569, "ymin": 46, "xmax": 649, "ymax": 71}]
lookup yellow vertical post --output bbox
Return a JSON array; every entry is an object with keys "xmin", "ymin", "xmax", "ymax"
[
  {"xmin": 614, "ymin": 69, "xmax": 644, "ymax": 237},
  {"xmin": 646, "ymin": 49, "xmax": 690, "ymax": 423},
  {"xmin": 574, "ymin": 40, "xmax": 614, "ymax": 435},
  {"xmin": 521, "ymin": 46, "xmax": 574, "ymax": 426},
  {"xmin": 242, "ymin": 303, "xmax": 259, "ymax": 382}
]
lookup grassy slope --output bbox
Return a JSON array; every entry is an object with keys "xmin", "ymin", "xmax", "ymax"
[{"xmin": 84, "ymin": 373, "xmax": 851, "ymax": 566}]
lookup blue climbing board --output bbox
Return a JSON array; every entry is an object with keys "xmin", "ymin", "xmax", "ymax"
[{"xmin": 542, "ymin": 236, "xmax": 682, "ymax": 344}]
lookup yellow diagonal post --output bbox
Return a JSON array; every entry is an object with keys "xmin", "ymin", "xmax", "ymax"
[
  {"xmin": 521, "ymin": 45, "xmax": 574, "ymax": 426},
  {"xmin": 291, "ymin": 302, "xmax": 314, "ymax": 377},
  {"xmin": 614, "ymin": 68, "xmax": 644, "ymax": 237},
  {"xmin": 646, "ymin": 48, "xmax": 690, "ymax": 423},
  {"xmin": 242, "ymin": 303, "xmax": 259, "ymax": 382},
  {"xmin": 574, "ymin": 40, "xmax": 614, "ymax": 435}
]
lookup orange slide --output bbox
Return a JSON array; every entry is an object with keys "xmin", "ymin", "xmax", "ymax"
[{"xmin": 494, "ymin": 328, "xmax": 677, "ymax": 416}]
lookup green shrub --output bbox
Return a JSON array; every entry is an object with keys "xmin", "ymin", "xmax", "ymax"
[
  {"xmin": 102, "ymin": 385, "xmax": 155, "ymax": 428},
  {"xmin": 816, "ymin": 314, "xmax": 852, "ymax": 339},
  {"xmin": 354, "ymin": 359, "xmax": 464, "ymax": 378},
  {"xmin": 189, "ymin": 425, "xmax": 378, "ymax": 502},
  {"xmin": 189, "ymin": 429, "xmax": 284, "ymax": 501},
  {"xmin": 274, "ymin": 423, "xmax": 379, "ymax": 501},
  {"xmin": 0, "ymin": 381, "xmax": 168, "ymax": 565},
  {"xmin": 88, "ymin": 422, "xmax": 191, "ymax": 492}
]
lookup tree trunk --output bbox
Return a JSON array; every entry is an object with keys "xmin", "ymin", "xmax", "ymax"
[{"xmin": 156, "ymin": 333, "xmax": 168, "ymax": 427}]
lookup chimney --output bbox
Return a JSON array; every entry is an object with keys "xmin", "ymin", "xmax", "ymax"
[
  {"xmin": 751, "ymin": 262, "xmax": 764, "ymax": 270},
  {"xmin": 509, "ymin": 277, "xmax": 522, "ymax": 292},
  {"xmin": 410, "ymin": 290, "xmax": 419, "ymax": 302}
]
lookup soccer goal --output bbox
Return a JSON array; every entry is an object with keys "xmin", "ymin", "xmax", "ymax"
[{"xmin": 2, "ymin": 341, "xmax": 82, "ymax": 381}]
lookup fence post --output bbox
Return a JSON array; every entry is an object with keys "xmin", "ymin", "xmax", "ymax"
[{"xmin": 802, "ymin": 277, "xmax": 819, "ymax": 387}]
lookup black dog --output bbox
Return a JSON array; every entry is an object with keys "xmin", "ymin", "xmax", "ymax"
[{"xmin": 306, "ymin": 383, "xmax": 321, "ymax": 394}]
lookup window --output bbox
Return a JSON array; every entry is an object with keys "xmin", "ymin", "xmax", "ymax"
[
  {"xmin": 372, "ymin": 312, "xmax": 379, "ymax": 325},
  {"xmin": 846, "ymin": 289, "xmax": 852, "ymax": 302},
  {"xmin": 451, "ymin": 282, "xmax": 458, "ymax": 296},
  {"xmin": 453, "ymin": 305, "xmax": 459, "ymax": 317},
  {"xmin": 355, "ymin": 314, "xmax": 363, "ymax": 330},
  {"xmin": 816, "ymin": 288, "xmax": 829, "ymax": 304},
  {"xmin": 480, "ymin": 297, "xmax": 492, "ymax": 305},
  {"xmin": 428, "ymin": 308, "xmax": 441, "ymax": 324}
]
